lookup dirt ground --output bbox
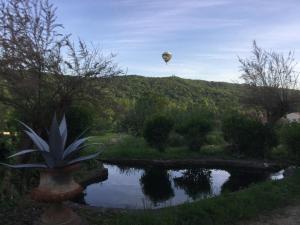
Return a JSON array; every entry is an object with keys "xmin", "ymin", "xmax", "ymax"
[
  {"xmin": 240, "ymin": 204, "xmax": 300, "ymax": 225},
  {"xmin": 2, "ymin": 193, "xmax": 300, "ymax": 225}
]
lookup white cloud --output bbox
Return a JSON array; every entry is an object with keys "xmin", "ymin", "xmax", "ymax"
[
  {"xmin": 53, "ymin": 0, "xmax": 300, "ymax": 82},
  {"xmin": 107, "ymin": 0, "xmax": 240, "ymax": 45}
]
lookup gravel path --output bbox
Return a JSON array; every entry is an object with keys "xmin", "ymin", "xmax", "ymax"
[{"xmin": 241, "ymin": 204, "xmax": 300, "ymax": 225}]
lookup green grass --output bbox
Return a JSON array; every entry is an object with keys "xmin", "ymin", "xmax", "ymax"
[
  {"xmin": 87, "ymin": 133, "xmax": 229, "ymax": 160},
  {"xmin": 80, "ymin": 169, "xmax": 300, "ymax": 225},
  {"xmin": 89, "ymin": 132, "xmax": 297, "ymax": 162}
]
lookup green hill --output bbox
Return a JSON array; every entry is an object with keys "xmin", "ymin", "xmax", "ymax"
[
  {"xmin": 101, "ymin": 75, "xmax": 243, "ymax": 110},
  {"xmin": 0, "ymin": 75, "xmax": 246, "ymax": 132}
]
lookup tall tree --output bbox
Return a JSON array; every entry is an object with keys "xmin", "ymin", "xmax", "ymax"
[
  {"xmin": 239, "ymin": 41, "xmax": 299, "ymax": 123},
  {"xmin": 0, "ymin": 0, "xmax": 122, "ymax": 136}
]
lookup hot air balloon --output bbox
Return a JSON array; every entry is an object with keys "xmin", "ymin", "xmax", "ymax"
[{"xmin": 162, "ymin": 52, "xmax": 172, "ymax": 64}]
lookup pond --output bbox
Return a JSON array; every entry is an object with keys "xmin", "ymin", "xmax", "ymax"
[{"xmin": 74, "ymin": 164, "xmax": 284, "ymax": 209}]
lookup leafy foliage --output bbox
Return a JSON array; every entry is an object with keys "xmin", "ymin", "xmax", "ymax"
[
  {"xmin": 0, "ymin": 74, "xmax": 253, "ymax": 138},
  {"xmin": 239, "ymin": 41, "xmax": 300, "ymax": 123},
  {"xmin": 66, "ymin": 104, "xmax": 95, "ymax": 142},
  {"xmin": 0, "ymin": 135, "xmax": 15, "ymax": 160},
  {"xmin": 222, "ymin": 112, "xmax": 277, "ymax": 157},
  {"xmin": 1, "ymin": 114, "xmax": 100, "ymax": 169},
  {"xmin": 279, "ymin": 122, "xmax": 300, "ymax": 160},
  {"xmin": 167, "ymin": 131, "xmax": 185, "ymax": 147},
  {"xmin": 0, "ymin": 0, "xmax": 122, "ymax": 144},
  {"xmin": 106, "ymin": 75, "xmax": 241, "ymax": 114},
  {"xmin": 120, "ymin": 92, "xmax": 169, "ymax": 135},
  {"xmin": 143, "ymin": 115, "xmax": 174, "ymax": 151},
  {"xmin": 176, "ymin": 109, "xmax": 214, "ymax": 151}
]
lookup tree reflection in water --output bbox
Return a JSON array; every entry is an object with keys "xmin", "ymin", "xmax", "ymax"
[
  {"xmin": 140, "ymin": 168, "xmax": 174, "ymax": 205},
  {"xmin": 221, "ymin": 170, "xmax": 268, "ymax": 193},
  {"xmin": 174, "ymin": 169, "xmax": 212, "ymax": 200},
  {"xmin": 118, "ymin": 165, "xmax": 140, "ymax": 176}
]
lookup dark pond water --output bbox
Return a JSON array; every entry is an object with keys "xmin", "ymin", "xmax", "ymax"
[{"xmin": 75, "ymin": 164, "xmax": 284, "ymax": 209}]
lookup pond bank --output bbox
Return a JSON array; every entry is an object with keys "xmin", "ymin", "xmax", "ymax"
[
  {"xmin": 79, "ymin": 167, "xmax": 108, "ymax": 189},
  {"xmin": 74, "ymin": 163, "xmax": 285, "ymax": 209},
  {"xmin": 78, "ymin": 168, "xmax": 300, "ymax": 225},
  {"xmin": 2, "ymin": 168, "xmax": 300, "ymax": 225},
  {"xmin": 103, "ymin": 158, "xmax": 287, "ymax": 172}
]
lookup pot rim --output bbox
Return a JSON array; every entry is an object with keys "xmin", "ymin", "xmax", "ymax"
[{"xmin": 39, "ymin": 163, "xmax": 81, "ymax": 174}]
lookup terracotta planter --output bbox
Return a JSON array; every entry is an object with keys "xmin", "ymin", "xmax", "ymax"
[
  {"xmin": 35, "ymin": 203, "xmax": 82, "ymax": 225},
  {"xmin": 32, "ymin": 164, "xmax": 84, "ymax": 225},
  {"xmin": 31, "ymin": 164, "xmax": 83, "ymax": 202}
]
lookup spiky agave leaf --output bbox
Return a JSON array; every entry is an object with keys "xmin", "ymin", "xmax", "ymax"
[
  {"xmin": 59, "ymin": 115, "xmax": 68, "ymax": 149},
  {"xmin": 67, "ymin": 152, "xmax": 101, "ymax": 166},
  {"xmin": 63, "ymin": 143, "xmax": 102, "ymax": 160},
  {"xmin": 64, "ymin": 143, "xmax": 102, "ymax": 160},
  {"xmin": 8, "ymin": 149, "xmax": 38, "ymax": 158},
  {"xmin": 0, "ymin": 163, "xmax": 47, "ymax": 169},
  {"xmin": 48, "ymin": 114, "xmax": 64, "ymax": 162},
  {"xmin": 19, "ymin": 121, "xmax": 49, "ymax": 152},
  {"xmin": 1, "ymin": 114, "xmax": 101, "ymax": 170},
  {"xmin": 40, "ymin": 151, "xmax": 56, "ymax": 168},
  {"xmin": 74, "ymin": 128, "xmax": 90, "ymax": 141},
  {"xmin": 62, "ymin": 137, "xmax": 89, "ymax": 159}
]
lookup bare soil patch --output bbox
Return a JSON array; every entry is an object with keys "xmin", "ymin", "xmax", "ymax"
[{"xmin": 241, "ymin": 203, "xmax": 300, "ymax": 225}]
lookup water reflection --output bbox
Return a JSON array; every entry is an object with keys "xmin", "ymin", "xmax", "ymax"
[
  {"xmin": 78, "ymin": 164, "xmax": 284, "ymax": 209},
  {"xmin": 140, "ymin": 168, "xmax": 174, "ymax": 204},
  {"xmin": 174, "ymin": 169, "xmax": 211, "ymax": 200},
  {"xmin": 221, "ymin": 170, "xmax": 268, "ymax": 193}
]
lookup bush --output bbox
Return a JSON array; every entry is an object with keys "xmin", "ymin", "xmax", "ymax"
[
  {"xmin": 205, "ymin": 131, "xmax": 226, "ymax": 145},
  {"xmin": 200, "ymin": 145, "xmax": 225, "ymax": 156},
  {"xmin": 0, "ymin": 135, "xmax": 16, "ymax": 160},
  {"xmin": 270, "ymin": 145, "xmax": 289, "ymax": 160},
  {"xmin": 167, "ymin": 131, "xmax": 185, "ymax": 147},
  {"xmin": 143, "ymin": 115, "xmax": 174, "ymax": 151},
  {"xmin": 176, "ymin": 111, "xmax": 213, "ymax": 151},
  {"xmin": 0, "ymin": 139, "xmax": 6, "ymax": 160},
  {"xmin": 222, "ymin": 112, "xmax": 277, "ymax": 158},
  {"xmin": 280, "ymin": 122, "xmax": 300, "ymax": 160},
  {"xmin": 121, "ymin": 93, "xmax": 169, "ymax": 136},
  {"xmin": 66, "ymin": 105, "xmax": 95, "ymax": 141}
]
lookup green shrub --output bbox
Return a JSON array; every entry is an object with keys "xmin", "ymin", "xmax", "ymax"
[
  {"xmin": 167, "ymin": 131, "xmax": 185, "ymax": 147},
  {"xmin": 280, "ymin": 122, "xmax": 300, "ymax": 160},
  {"xmin": 143, "ymin": 115, "xmax": 174, "ymax": 151},
  {"xmin": 66, "ymin": 105, "xmax": 95, "ymax": 141},
  {"xmin": 176, "ymin": 111, "xmax": 213, "ymax": 151},
  {"xmin": 121, "ymin": 93, "xmax": 169, "ymax": 136},
  {"xmin": 200, "ymin": 145, "xmax": 226, "ymax": 156},
  {"xmin": 222, "ymin": 112, "xmax": 277, "ymax": 158},
  {"xmin": 270, "ymin": 145, "xmax": 289, "ymax": 160},
  {"xmin": 0, "ymin": 129, "xmax": 18, "ymax": 160},
  {"xmin": 205, "ymin": 131, "xmax": 226, "ymax": 145},
  {"xmin": 0, "ymin": 135, "xmax": 13, "ymax": 160}
]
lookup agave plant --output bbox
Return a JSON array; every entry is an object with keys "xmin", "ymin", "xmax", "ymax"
[{"xmin": 1, "ymin": 114, "xmax": 100, "ymax": 169}]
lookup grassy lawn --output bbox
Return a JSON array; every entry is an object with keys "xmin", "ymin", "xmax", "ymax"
[
  {"xmin": 87, "ymin": 133, "xmax": 229, "ymax": 160},
  {"xmin": 80, "ymin": 169, "xmax": 300, "ymax": 225}
]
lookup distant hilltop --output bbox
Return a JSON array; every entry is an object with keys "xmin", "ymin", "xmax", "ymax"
[{"xmin": 98, "ymin": 75, "xmax": 244, "ymax": 109}]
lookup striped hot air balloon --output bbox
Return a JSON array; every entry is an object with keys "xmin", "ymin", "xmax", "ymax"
[{"xmin": 162, "ymin": 52, "xmax": 172, "ymax": 64}]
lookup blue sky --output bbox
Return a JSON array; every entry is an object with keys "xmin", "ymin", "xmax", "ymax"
[{"xmin": 52, "ymin": 0, "xmax": 300, "ymax": 82}]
